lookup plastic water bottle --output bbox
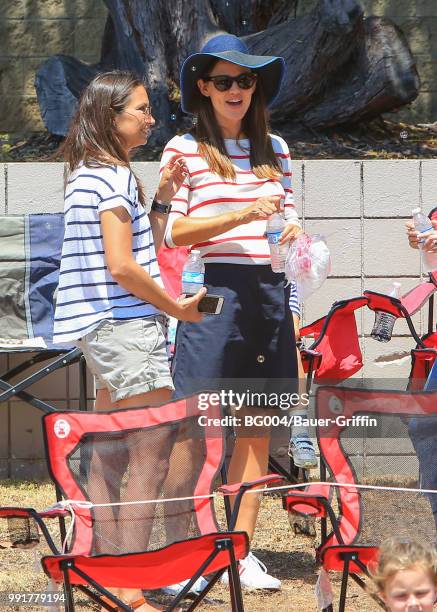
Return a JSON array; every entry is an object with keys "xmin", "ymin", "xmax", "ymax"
[
  {"xmin": 181, "ymin": 250, "xmax": 205, "ymax": 294},
  {"xmin": 370, "ymin": 282, "xmax": 401, "ymax": 343},
  {"xmin": 412, "ymin": 207, "xmax": 437, "ymax": 272},
  {"xmin": 266, "ymin": 213, "xmax": 289, "ymax": 273}
]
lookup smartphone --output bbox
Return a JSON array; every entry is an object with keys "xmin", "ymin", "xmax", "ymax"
[{"xmin": 185, "ymin": 293, "xmax": 225, "ymax": 315}]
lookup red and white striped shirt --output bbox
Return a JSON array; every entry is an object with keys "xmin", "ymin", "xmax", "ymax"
[{"xmin": 161, "ymin": 133, "xmax": 300, "ymax": 265}]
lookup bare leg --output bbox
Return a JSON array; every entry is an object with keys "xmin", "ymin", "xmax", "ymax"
[
  {"xmin": 115, "ymin": 388, "xmax": 178, "ymax": 611},
  {"xmin": 161, "ymin": 424, "xmax": 198, "ymax": 544},
  {"xmin": 88, "ymin": 389, "xmax": 127, "ymax": 554},
  {"xmin": 90, "ymin": 388, "xmax": 177, "ymax": 612},
  {"xmin": 226, "ymin": 408, "xmax": 270, "ymax": 541}
]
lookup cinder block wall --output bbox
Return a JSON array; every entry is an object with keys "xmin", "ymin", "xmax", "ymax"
[
  {"xmin": 0, "ymin": 0, "xmax": 107, "ymax": 132},
  {"xmin": 0, "ymin": 0, "xmax": 436, "ymax": 133},
  {"xmin": 0, "ymin": 160, "xmax": 433, "ymax": 478}
]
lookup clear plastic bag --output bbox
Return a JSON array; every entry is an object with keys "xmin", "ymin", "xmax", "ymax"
[{"xmin": 285, "ymin": 233, "xmax": 331, "ymax": 299}]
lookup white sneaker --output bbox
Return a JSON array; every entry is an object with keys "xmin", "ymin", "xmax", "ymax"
[
  {"xmin": 161, "ymin": 576, "xmax": 209, "ymax": 596},
  {"xmin": 221, "ymin": 552, "xmax": 281, "ymax": 590}
]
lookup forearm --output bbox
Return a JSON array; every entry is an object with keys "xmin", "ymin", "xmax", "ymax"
[
  {"xmin": 171, "ymin": 211, "xmax": 244, "ymax": 246},
  {"xmin": 112, "ymin": 259, "xmax": 181, "ymax": 317},
  {"xmin": 149, "ymin": 210, "xmax": 168, "ymax": 252}
]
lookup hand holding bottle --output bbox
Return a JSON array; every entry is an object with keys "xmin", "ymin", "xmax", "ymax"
[
  {"xmin": 411, "ymin": 208, "xmax": 437, "ymax": 270},
  {"xmin": 238, "ymin": 196, "xmax": 281, "ymax": 224}
]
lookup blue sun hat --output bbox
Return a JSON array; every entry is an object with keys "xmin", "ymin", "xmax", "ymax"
[{"xmin": 180, "ymin": 34, "xmax": 285, "ymax": 115}]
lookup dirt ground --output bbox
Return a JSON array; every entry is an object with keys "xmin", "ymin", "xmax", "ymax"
[
  {"xmin": 0, "ymin": 480, "xmax": 386, "ymax": 612},
  {"xmin": 2, "ymin": 118, "xmax": 437, "ymax": 163}
]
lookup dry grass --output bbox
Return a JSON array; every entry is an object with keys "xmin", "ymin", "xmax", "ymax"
[{"xmin": 0, "ymin": 480, "xmax": 383, "ymax": 612}]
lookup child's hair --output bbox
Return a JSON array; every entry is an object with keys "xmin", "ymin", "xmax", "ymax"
[
  {"xmin": 59, "ymin": 70, "xmax": 146, "ymax": 205},
  {"xmin": 369, "ymin": 537, "xmax": 437, "ymax": 596}
]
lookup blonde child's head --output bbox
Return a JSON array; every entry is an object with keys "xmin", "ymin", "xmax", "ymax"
[{"xmin": 369, "ymin": 538, "xmax": 437, "ymax": 611}]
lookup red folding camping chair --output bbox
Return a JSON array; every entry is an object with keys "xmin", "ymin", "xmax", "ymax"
[
  {"xmin": 0, "ymin": 393, "xmax": 284, "ymax": 611},
  {"xmin": 299, "ymin": 272, "xmax": 437, "ymax": 390},
  {"xmin": 0, "ymin": 213, "xmax": 87, "ymax": 417},
  {"xmin": 283, "ymin": 385, "xmax": 437, "ymax": 611},
  {"xmin": 285, "ymin": 276, "xmax": 437, "ymax": 532}
]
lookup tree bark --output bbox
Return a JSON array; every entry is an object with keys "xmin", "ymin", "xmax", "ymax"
[
  {"xmin": 300, "ymin": 17, "xmax": 420, "ymax": 127},
  {"xmin": 35, "ymin": 0, "xmax": 420, "ymax": 144}
]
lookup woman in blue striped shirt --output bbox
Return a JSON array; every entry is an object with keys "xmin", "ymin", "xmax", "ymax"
[{"xmin": 54, "ymin": 71, "xmax": 205, "ymax": 612}]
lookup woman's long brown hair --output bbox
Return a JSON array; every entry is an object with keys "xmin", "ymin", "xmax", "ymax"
[
  {"xmin": 192, "ymin": 61, "xmax": 282, "ymax": 180},
  {"xmin": 59, "ymin": 70, "xmax": 146, "ymax": 204}
]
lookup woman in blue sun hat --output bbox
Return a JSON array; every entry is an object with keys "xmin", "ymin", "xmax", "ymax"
[{"xmin": 159, "ymin": 33, "xmax": 315, "ymax": 592}]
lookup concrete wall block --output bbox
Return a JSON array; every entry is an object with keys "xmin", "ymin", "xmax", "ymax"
[
  {"xmin": 362, "ymin": 336, "xmax": 414, "ymax": 378},
  {"xmin": 10, "ymin": 459, "xmax": 48, "ymax": 479},
  {"xmin": 8, "ymin": 353, "xmax": 67, "ymax": 400},
  {"xmin": 131, "ymin": 162, "xmax": 161, "ymax": 203},
  {"xmin": 0, "ymin": 19, "xmax": 74, "ymax": 56},
  {"xmin": 0, "ymin": 21, "xmax": 27, "ymax": 56},
  {"xmin": 415, "ymin": 59, "xmax": 437, "ymax": 90},
  {"xmin": 0, "ymin": 97, "xmax": 44, "ymax": 133},
  {"xmin": 304, "ymin": 218, "xmax": 361, "ymax": 276},
  {"xmin": 363, "ymin": 218, "xmax": 420, "ymax": 275},
  {"xmin": 348, "ymin": 454, "xmax": 419, "ymax": 481},
  {"xmin": 68, "ymin": 360, "xmax": 95, "ymax": 403},
  {"xmin": 296, "ymin": 0, "xmax": 317, "ymax": 15},
  {"xmin": 361, "ymin": 0, "xmax": 417, "ymax": 17},
  {"xmin": 73, "ymin": 18, "xmax": 107, "ymax": 60},
  {"xmin": 405, "ymin": 91, "xmax": 433, "ymax": 121},
  {"xmin": 363, "ymin": 160, "xmax": 420, "ymax": 217},
  {"xmin": 7, "ymin": 162, "xmax": 64, "ymax": 213},
  {"xmin": 0, "ymin": 460, "xmax": 8, "ymax": 478},
  {"xmin": 23, "ymin": 58, "xmax": 44, "ymax": 96},
  {"xmin": 304, "ymin": 160, "xmax": 361, "ymax": 218},
  {"xmin": 303, "ymin": 277, "xmax": 363, "ymax": 327},
  {"xmin": 399, "ymin": 18, "xmax": 431, "ymax": 55},
  {"xmin": 33, "ymin": 19, "xmax": 75, "ymax": 56},
  {"xmin": 0, "ymin": 59, "xmax": 23, "ymax": 95},
  {"xmin": 421, "ymin": 160, "xmax": 437, "ymax": 214},
  {"xmin": 0, "ymin": 404, "xmax": 8, "ymax": 458},
  {"xmin": 364, "ymin": 437, "xmax": 416, "ymax": 456},
  {"xmin": 24, "ymin": 0, "xmax": 107, "ymax": 19},
  {"xmin": 364, "ymin": 455, "xmax": 418, "ymax": 478},
  {"xmin": 10, "ymin": 401, "xmax": 45, "ymax": 459},
  {"xmin": 0, "ymin": 0, "xmax": 25, "ymax": 19},
  {"xmin": 362, "ymin": 276, "xmax": 423, "ymax": 337},
  {"xmin": 417, "ymin": 0, "xmax": 437, "ymax": 17}
]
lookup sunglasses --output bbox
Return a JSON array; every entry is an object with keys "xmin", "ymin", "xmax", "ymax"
[{"xmin": 203, "ymin": 73, "xmax": 257, "ymax": 92}]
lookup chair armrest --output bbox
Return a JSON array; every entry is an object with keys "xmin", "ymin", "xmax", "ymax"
[
  {"xmin": 0, "ymin": 506, "xmax": 60, "ymax": 554},
  {"xmin": 282, "ymin": 492, "xmax": 330, "ymax": 518},
  {"xmin": 219, "ymin": 474, "xmax": 285, "ymax": 495}
]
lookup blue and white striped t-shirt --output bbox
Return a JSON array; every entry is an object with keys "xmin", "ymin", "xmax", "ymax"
[{"xmin": 53, "ymin": 163, "xmax": 162, "ymax": 344}]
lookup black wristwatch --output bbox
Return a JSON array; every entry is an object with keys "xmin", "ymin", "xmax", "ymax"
[{"xmin": 151, "ymin": 198, "xmax": 172, "ymax": 215}]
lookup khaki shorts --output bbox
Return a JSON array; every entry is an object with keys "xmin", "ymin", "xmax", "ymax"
[{"xmin": 76, "ymin": 316, "xmax": 174, "ymax": 402}]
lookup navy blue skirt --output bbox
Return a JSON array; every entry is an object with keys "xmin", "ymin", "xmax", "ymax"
[{"xmin": 172, "ymin": 264, "xmax": 298, "ymax": 403}]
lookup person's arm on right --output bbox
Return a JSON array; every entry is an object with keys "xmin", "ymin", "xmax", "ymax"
[{"xmin": 406, "ymin": 218, "xmax": 437, "ymax": 252}]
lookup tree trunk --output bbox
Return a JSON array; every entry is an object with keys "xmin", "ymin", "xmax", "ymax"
[
  {"xmin": 35, "ymin": 0, "xmax": 420, "ymax": 144},
  {"xmin": 300, "ymin": 17, "xmax": 420, "ymax": 127}
]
